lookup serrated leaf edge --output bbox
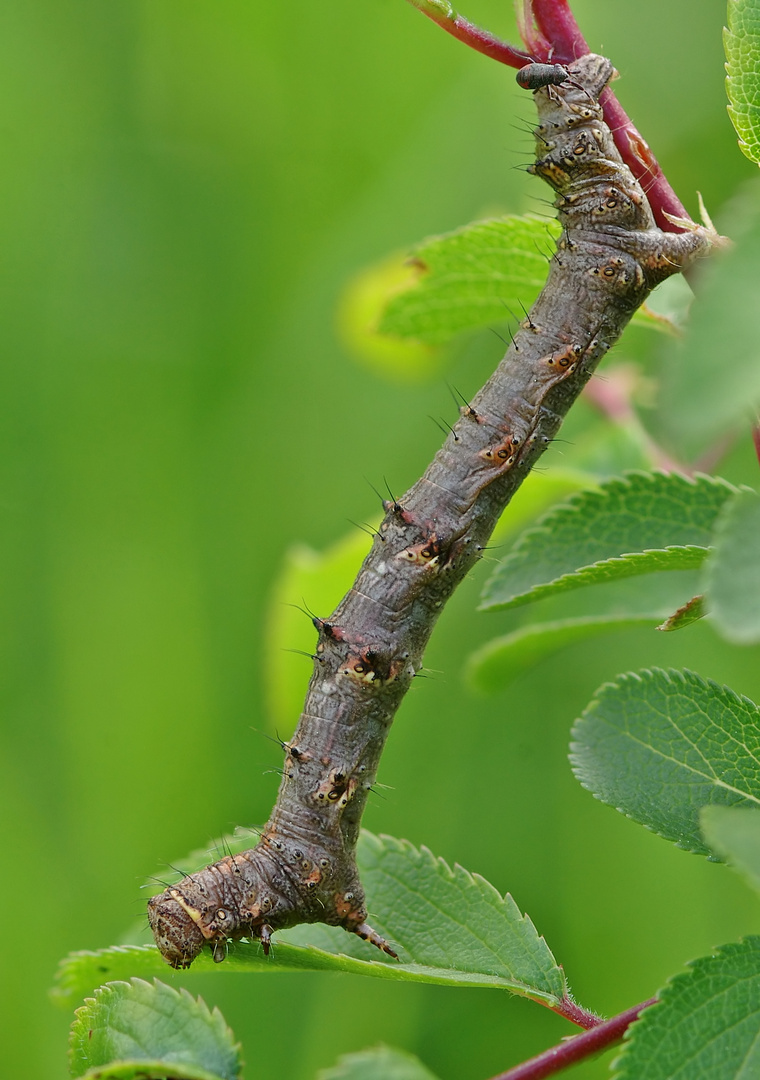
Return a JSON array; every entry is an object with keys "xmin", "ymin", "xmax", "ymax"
[
  {"xmin": 482, "ymin": 471, "xmax": 738, "ymax": 609},
  {"xmin": 610, "ymin": 936, "xmax": 760, "ymax": 1078},
  {"xmin": 569, "ymin": 667, "xmax": 760, "ymax": 855},
  {"xmin": 69, "ymin": 978, "xmax": 241, "ymax": 1080}
]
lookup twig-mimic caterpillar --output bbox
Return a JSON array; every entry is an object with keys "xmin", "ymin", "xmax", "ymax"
[{"xmin": 149, "ymin": 53, "xmax": 712, "ymax": 969}]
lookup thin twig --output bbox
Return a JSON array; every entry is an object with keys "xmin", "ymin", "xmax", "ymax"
[
  {"xmin": 486, "ymin": 998, "xmax": 657, "ymax": 1080},
  {"xmin": 404, "ymin": 0, "xmax": 530, "ymax": 66}
]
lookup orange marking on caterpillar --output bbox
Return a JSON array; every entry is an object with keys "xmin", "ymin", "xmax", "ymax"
[
  {"xmin": 545, "ymin": 344, "xmax": 582, "ymax": 374},
  {"xmin": 480, "ymin": 434, "xmax": 522, "ymax": 467}
]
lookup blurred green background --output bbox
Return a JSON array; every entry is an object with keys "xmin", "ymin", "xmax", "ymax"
[{"xmin": 2, "ymin": 1, "xmax": 759, "ymax": 1078}]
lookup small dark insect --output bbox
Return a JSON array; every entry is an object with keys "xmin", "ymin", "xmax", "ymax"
[{"xmin": 516, "ymin": 63, "xmax": 569, "ymax": 90}]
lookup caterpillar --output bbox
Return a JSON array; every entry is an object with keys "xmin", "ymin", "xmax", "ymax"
[{"xmin": 148, "ymin": 53, "xmax": 712, "ymax": 968}]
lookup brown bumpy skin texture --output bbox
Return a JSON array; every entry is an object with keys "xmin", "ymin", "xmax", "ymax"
[{"xmin": 149, "ymin": 54, "xmax": 713, "ymax": 969}]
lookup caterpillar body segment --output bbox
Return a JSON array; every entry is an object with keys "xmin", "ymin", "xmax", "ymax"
[{"xmin": 148, "ymin": 53, "xmax": 714, "ymax": 968}]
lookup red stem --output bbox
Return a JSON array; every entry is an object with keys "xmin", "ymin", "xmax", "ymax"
[
  {"xmin": 486, "ymin": 998, "xmax": 657, "ymax": 1080},
  {"xmin": 405, "ymin": 1, "xmax": 530, "ymax": 66},
  {"xmin": 551, "ymin": 995, "xmax": 602, "ymax": 1030},
  {"xmin": 529, "ymin": 0, "xmax": 690, "ymax": 229},
  {"xmin": 597, "ymin": 90, "xmax": 690, "ymax": 230},
  {"xmin": 531, "ymin": 0, "xmax": 588, "ymax": 63},
  {"xmin": 406, "ymin": 0, "xmax": 692, "ymax": 231},
  {"xmin": 753, "ymin": 421, "xmax": 760, "ymax": 469}
]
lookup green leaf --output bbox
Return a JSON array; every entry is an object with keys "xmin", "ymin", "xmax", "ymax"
[
  {"xmin": 481, "ymin": 472, "xmax": 737, "ymax": 611},
  {"xmin": 490, "ymin": 468, "xmax": 603, "ymax": 546},
  {"xmin": 378, "ymin": 216, "xmax": 559, "ymax": 345},
  {"xmin": 465, "ymin": 615, "xmax": 665, "ymax": 695},
  {"xmin": 377, "ymin": 215, "xmax": 669, "ymax": 346},
  {"xmin": 701, "ymin": 806, "xmax": 760, "ymax": 894},
  {"xmin": 318, "ymin": 1046, "xmax": 440, "ymax": 1080},
  {"xmin": 725, "ymin": 0, "xmax": 760, "ymax": 165},
  {"xmin": 612, "ymin": 938, "xmax": 760, "ymax": 1079},
  {"xmin": 337, "ymin": 253, "xmax": 439, "ymax": 384},
  {"xmin": 703, "ymin": 489, "xmax": 760, "ymax": 644},
  {"xmin": 570, "ymin": 668, "xmax": 760, "ymax": 856},
  {"xmin": 656, "ymin": 185, "xmax": 760, "ymax": 460},
  {"xmin": 55, "ymin": 833, "xmax": 566, "ymax": 1011},
  {"xmin": 69, "ymin": 979, "xmax": 241, "ymax": 1080}
]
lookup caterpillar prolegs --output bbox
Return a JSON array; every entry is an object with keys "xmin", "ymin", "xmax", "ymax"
[{"xmin": 148, "ymin": 53, "xmax": 712, "ymax": 968}]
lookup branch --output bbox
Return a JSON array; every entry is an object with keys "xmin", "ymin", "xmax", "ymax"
[
  {"xmin": 487, "ymin": 998, "xmax": 657, "ymax": 1080},
  {"xmin": 148, "ymin": 54, "xmax": 712, "ymax": 971}
]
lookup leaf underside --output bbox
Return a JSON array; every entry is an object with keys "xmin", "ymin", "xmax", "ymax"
[
  {"xmin": 571, "ymin": 668, "xmax": 760, "ymax": 856},
  {"xmin": 613, "ymin": 938, "xmax": 760, "ymax": 1080},
  {"xmin": 54, "ymin": 832, "xmax": 566, "ymax": 1011},
  {"xmin": 481, "ymin": 471, "xmax": 737, "ymax": 611}
]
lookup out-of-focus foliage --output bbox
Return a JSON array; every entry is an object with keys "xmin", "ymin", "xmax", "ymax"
[
  {"xmin": 655, "ymin": 187, "xmax": 760, "ymax": 461},
  {"xmin": 702, "ymin": 807, "xmax": 760, "ymax": 895},
  {"xmin": 5, "ymin": 2, "xmax": 760, "ymax": 1079},
  {"xmin": 337, "ymin": 253, "xmax": 438, "ymax": 383},
  {"xmin": 318, "ymin": 1045, "xmax": 440, "ymax": 1080},
  {"xmin": 703, "ymin": 488, "xmax": 760, "ymax": 643}
]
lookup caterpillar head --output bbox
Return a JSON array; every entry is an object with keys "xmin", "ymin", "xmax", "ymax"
[{"xmin": 148, "ymin": 889, "xmax": 208, "ymax": 969}]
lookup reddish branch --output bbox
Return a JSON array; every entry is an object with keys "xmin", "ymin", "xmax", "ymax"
[
  {"xmin": 406, "ymin": 0, "xmax": 691, "ymax": 230},
  {"xmin": 406, "ymin": 0, "xmax": 531, "ymax": 65},
  {"xmin": 487, "ymin": 998, "xmax": 657, "ymax": 1080}
]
